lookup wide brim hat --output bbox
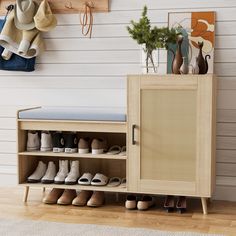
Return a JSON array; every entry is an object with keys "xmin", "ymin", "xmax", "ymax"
[
  {"xmin": 14, "ymin": 0, "xmax": 38, "ymax": 30},
  {"xmin": 34, "ymin": 0, "xmax": 57, "ymax": 32}
]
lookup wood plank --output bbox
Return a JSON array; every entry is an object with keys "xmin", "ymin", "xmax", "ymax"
[
  {"xmin": 55, "ymin": 7, "xmax": 236, "ymax": 25},
  {"xmin": 0, "ymin": 64, "xmax": 141, "ymax": 76},
  {"xmin": 0, "ymin": 130, "xmax": 16, "ymax": 141},
  {"xmin": 0, "ymin": 0, "xmax": 109, "ymax": 15},
  {"xmin": 0, "ymin": 76, "xmax": 126, "ymax": 89},
  {"xmin": 216, "ymin": 163, "xmax": 236, "ymax": 177},
  {"xmin": 0, "ymin": 141, "xmax": 16, "ymax": 154},
  {"xmin": 217, "ymin": 136, "xmax": 236, "ymax": 150},
  {"xmin": 217, "ymin": 109, "xmax": 236, "ymax": 122},
  {"xmin": 216, "ymin": 150, "xmax": 236, "ymax": 163},
  {"xmin": 19, "ymin": 151, "xmax": 127, "ymax": 160},
  {"xmin": 0, "ymin": 89, "xmax": 126, "ymax": 107},
  {"xmin": 0, "ymin": 154, "xmax": 17, "ymax": 166},
  {"xmin": 217, "ymin": 123, "xmax": 236, "ymax": 136}
]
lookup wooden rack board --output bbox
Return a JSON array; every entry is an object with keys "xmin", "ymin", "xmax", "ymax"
[{"xmin": 0, "ymin": 0, "xmax": 109, "ymax": 15}]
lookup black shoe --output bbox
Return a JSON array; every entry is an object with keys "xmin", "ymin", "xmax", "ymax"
[
  {"xmin": 164, "ymin": 195, "xmax": 175, "ymax": 213},
  {"xmin": 52, "ymin": 131, "xmax": 65, "ymax": 153},
  {"xmin": 176, "ymin": 196, "xmax": 187, "ymax": 214},
  {"xmin": 65, "ymin": 132, "xmax": 78, "ymax": 153}
]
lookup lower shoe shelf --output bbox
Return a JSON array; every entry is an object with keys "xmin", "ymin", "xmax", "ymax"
[{"xmin": 20, "ymin": 183, "xmax": 128, "ymax": 193}]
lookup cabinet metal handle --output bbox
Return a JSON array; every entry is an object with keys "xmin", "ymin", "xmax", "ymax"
[{"xmin": 132, "ymin": 124, "xmax": 136, "ymax": 145}]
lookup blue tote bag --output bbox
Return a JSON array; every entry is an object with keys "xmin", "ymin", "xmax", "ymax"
[{"xmin": 0, "ymin": 8, "xmax": 36, "ymax": 72}]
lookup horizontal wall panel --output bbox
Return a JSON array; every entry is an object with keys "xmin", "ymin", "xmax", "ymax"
[
  {"xmin": 216, "ymin": 150, "xmax": 236, "ymax": 163},
  {"xmin": 215, "ymin": 63, "xmax": 236, "ymax": 77},
  {"xmin": 0, "ymin": 174, "xmax": 16, "ymax": 186},
  {"xmin": 216, "ymin": 163, "xmax": 236, "ymax": 177},
  {"xmin": 218, "ymin": 78, "xmax": 236, "ymax": 90},
  {"xmin": 0, "ymin": 118, "xmax": 16, "ymax": 129},
  {"xmin": 216, "ymin": 176, "xmax": 236, "ymax": 187},
  {"xmin": 38, "ymin": 50, "xmax": 141, "ymax": 64},
  {"xmin": 214, "ymin": 185, "xmax": 236, "ymax": 201},
  {"xmin": 0, "ymin": 64, "xmax": 141, "ymax": 77},
  {"xmin": 109, "ymin": 0, "xmax": 236, "ymax": 10},
  {"xmin": 45, "ymin": 38, "xmax": 139, "ymax": 51},
  {"xmin": 0, "ymin": 130, "xmax": 16, "ymax": 142},
  {"xmin": 215, "ymin": 50, "xmax": 236, "ymax": 63},
  {"xmin": 45, "ymin": 21, "xmax": 235, "ymax": 39},
  {"xmin": 217, "ymin": 123, "xmax": 236, "ymax": 136},
  {"xmin": 215, "ymin": 36, "xmax": 236, "ymax": 49},
  {"xmin": 217, "ymin": 136, "xmax": 236, "ymax": 150},
  {"xmin": 56, "ymin": 8, "xmax": 236, "ymax": 25},
  {"xmin": 44, "ymin": 36, "xmax": 234, "ymax": 51},
  {"xmin": 0, "ymin": 154, "xmax": 17, "ymax": 166},
  {"xmin": 0, "ymin": 76, "xmax": 126, "ymax": 89},
  {"xmin": 217, "ymin": 110, "xmax": 236, "ymax": 122},
  {"xmin": 0, "ymin": 142, "xmax": 16, "ymax": 154},
  {"xmin": 217, "ymin": 90, "xmax": 236, "ymax": 109},
  {"xmin": 0, "ymin": 89, "xmax": 126, "ymax": 107}
]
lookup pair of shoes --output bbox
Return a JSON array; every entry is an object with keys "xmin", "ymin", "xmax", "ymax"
[
  {"xmin": 53, "ymin": 132, "xmax": 78, "ymax": 153},
  {"xmin": 164, "ymin": 195, "xmax": 187, "ymax": 213},
  {"xmin": 78, "ymin": 173, "xmax": 108, "ymax": 186},
  {"xmin": 106, "ymin": 146, "xmax": 126, "ymax": 156},
  {"xmin": 54, "ymin": 160, "xmax": 80, "ymax": 185},
  {"xmin": 79, "ymin": 138, "xmax": 107, "ymax": 154},
  {"xmin": 72, "ymin": 190, "xmax": 105, "ymax": 207},
  {"xmin": 125, "ymin": 195, "xmax": 155, "ymax": 210},
  {"xmin": 27, "ymin": 160, "xmax": 80, "ymax": 185},
  {"xmin": 43, "ymin": 188, "xmax": 77, "ymax": 205},
  {"xmin": 26, "ymin": 131, "xmax": 52, "ymax": 152}
]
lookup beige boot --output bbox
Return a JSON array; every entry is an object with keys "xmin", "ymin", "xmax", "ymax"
[
  {"xmin": 72, "ymin": 190, "xmax": 93, "ymax": 206},
  {"xmin": 43, "ymin": 188, "xmax": 64, "ymax": 204},
  {"xmin": 87, "ymin": 191, "xmax": 105, "ymax": 207},
  {"xmin": 137, "ymin": 196, "xmax": 155, "ymax": 211},
  {"xmin": 125, "ymin": 195, "xmax": 137, "ymax": 210},
  {"xmin": 57, "ymin": 189, "xmax": 77, "ymax": 205}
]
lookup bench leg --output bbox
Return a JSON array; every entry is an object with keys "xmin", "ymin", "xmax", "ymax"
[
  {"xmin": 23, "ymin": 186, "xmax": 29, "ymax": 203},
  {"xmin": 201, "ymin": 197, "xmax": 208, "ymax": 215}
]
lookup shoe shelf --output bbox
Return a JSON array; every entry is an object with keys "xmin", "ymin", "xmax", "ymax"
[
  {"xmin": 18, "ymin": 151, "xmax": 127, "ymax": 160},
  {"xmin": 18, "ymin": 119, "xmax": 127, "ymax": 133},
  {"xmin": 21, "ymin": 183, "xmax": 127, "ymax": 193}
]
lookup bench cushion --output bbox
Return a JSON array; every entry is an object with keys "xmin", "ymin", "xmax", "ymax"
[{"xmin": 18, "ymin": 107, "xmax": 126, "ymax": 122}]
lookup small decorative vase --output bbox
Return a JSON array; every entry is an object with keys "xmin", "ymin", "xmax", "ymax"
[
  {"xmin": 180, "ymin": 57, "xmax": 189, "ymax": 74},
  {"xmin": 172, "ymin": 36, "xmax": 183, "ymax": 74},
  {"xmin": 192, "ymin": 57, "xmax": 199, "ymax": 74}
]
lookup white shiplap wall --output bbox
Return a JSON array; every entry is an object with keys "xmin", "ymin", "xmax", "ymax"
[{"xmin": 0, "ymin": 0, "xmax": 236, "ymax": 201}]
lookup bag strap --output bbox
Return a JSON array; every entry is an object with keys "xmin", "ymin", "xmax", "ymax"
[{"xmin": 4, "ymin": 4, "xmax": 14, "ymax": 21}]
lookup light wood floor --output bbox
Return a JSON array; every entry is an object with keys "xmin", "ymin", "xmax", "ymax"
[{"xmin": 0, "ymin": 187, "xmax": 235, "ymax": 235}]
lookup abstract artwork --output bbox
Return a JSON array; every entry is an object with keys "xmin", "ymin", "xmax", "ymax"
[{"xmin": 167, "ymin": 12, "xmax": 215, "ymax": 74}]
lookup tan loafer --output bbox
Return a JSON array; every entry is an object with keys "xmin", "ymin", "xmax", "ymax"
[
  {"xmin": 72, "ymin": 190, "xmax": 93, "ymax": 206},
  {"xmin": 137, "ymin": 196, "xmax": 155, "ymax": 211},
  {"xmin": 43, "ymin": 188, "xmax": 64, "ymax": 204},
  {"xmin": 87, "ymin": 191, "xmax": 105, "ymax": 207},
  {"xmin": 57, "ymin": 189, "xmax": 77, "ymax": 205},
  {"xmin": 125, "ymin": 195, "xmax": 137, "ymax": 210}
]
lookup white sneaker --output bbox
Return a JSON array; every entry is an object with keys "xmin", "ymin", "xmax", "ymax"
[
  {"xmin": 27, "ymin": 161, "xmax": 46, "ymax": 183},
  {"xmin": 40, "ymin": 131, "xmax": 53, "ymax": 152},
  {"xmin": 41, "ymin": 161, "xmax": 56, "ymax": 184},
  {"xmin": 27, "ymin": 131, "xmax": 40, "ymax": 151},
  {"xmin": 54, "ymin": 160, "xmax": 69, "ymax": 184},
  {"xmin": 65, "ymin": 160, "xmax": 80, "ymax": 185}
]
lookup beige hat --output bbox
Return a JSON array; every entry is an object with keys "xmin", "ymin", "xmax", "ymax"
[
  {"xmin": 14, "ymin": 0, "xmax": 38, "ymax": 30},
  {"xmin": 34, "ymin": 0, "xmax": 57, "ymax": 32}
]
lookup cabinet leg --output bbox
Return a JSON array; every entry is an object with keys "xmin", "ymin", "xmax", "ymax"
[
  {"xmin": 23, "ymin": 186, "xmax": 29, "ymax": 203},
  {"xmin": 201, "ymin": 197, "xmax": 208, "ymax": 215}
]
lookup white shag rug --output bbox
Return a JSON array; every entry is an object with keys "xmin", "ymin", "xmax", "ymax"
[{"xmin": 0, "ymin": 219, "xmax": 223, "ymax": 236}]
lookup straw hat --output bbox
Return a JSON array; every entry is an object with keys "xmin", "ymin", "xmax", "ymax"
[
  {"xmin": 14, "ymin": 0, "xmax": 38, "ymax": 30},
  {"xmin": 34, "ymin": 0, "xmax": 57, "ymax": 32}
]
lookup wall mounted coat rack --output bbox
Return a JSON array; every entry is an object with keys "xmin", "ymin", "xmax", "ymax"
[{"xmin": 0, "ymin": 0, "xmax": 109, "ymax": 15}]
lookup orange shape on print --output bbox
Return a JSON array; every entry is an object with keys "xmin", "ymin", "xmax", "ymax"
[{"xmin": 191, "ymin": 12, "xmax": 215, "ymax": 47}]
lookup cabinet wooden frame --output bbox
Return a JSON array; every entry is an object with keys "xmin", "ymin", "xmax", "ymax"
[{"xmin": 127, "ymin": 74, "xmax": 216, "ymax": 214}]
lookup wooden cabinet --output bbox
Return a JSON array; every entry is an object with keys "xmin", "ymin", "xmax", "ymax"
[{"xmin": 127, "ymin": 75, "xmax": 216, "ymax": 213}]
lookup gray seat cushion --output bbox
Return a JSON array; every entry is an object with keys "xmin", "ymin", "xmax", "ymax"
[{"xmin": 18, "ymin": 107, "xmax": 126, "ymax": 122}]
